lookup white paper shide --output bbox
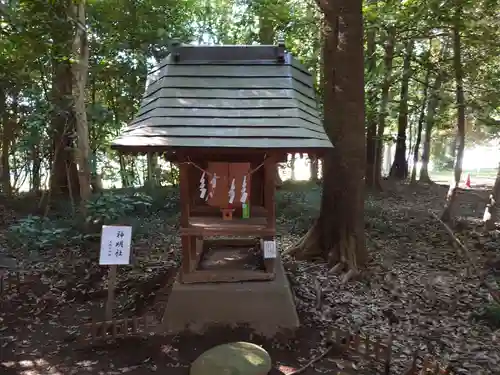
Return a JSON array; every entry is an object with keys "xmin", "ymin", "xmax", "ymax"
[
  {"xmin": 228, "ymin": 178, "xmax": 236, "ymax": 204},
  {"xmin": 99, "ymin": 225, "xmax": 132, "ymax": 265},
  {"xmin": 240, "ymin": 175, "xmax": 248, "ymax": 203},
  {"xmin": 199, "ymin": 172, "xmax": 207, "ymax": 199}
]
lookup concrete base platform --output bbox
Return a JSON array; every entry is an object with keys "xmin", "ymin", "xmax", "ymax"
[{"xmin": 159, "ymin": 257, "xmax": 299, "ymax": 337}]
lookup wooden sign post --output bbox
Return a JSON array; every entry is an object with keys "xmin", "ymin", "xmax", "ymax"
[{"xmin": 99, "ymin": 225, "xmax": 132, "ymax": 321}]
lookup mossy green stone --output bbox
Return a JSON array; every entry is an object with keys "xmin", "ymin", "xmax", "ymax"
[{"xmin": 190, "ymin": 342, "xmax": 272, "ymax": 375}]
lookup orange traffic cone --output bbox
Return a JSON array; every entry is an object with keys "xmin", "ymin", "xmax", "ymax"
[{"xmin": 465, "ymin": 174, "xmax": 471, "ymax": 188}]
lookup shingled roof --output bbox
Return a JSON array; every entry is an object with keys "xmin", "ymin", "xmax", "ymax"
[{"xmin": 111, "ymin": 42, "xmax": 332, "ymax": 153}]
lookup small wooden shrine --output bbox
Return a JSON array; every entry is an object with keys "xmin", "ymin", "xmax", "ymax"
[{"xmin": 111, "ymin": 41, "xmax": 332, "ymax": 328}]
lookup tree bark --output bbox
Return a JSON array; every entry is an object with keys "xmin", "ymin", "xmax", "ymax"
[
  {"xmin": 309, "ymin": 156, "xmax": 319, "ymax": 183},
  {"xmin": 419, "ymin": 71, "xmax": 443, "ymax": 182},
  {"xmin": 441, "ymin": 8, "xmax": 465, "ymax": 223},
  {"xmin": 0, "ymin": 84, "xmax": 11, "ymax": 196},
  {"xmin": 389, "ymin": 40, "xmax": 414, "ymax": 179},
  {"xmin": 484, "ymin": 162, "xmax": 500, "ymax": 230},
  {"xmin": 119, "ymin": 154, "xmax": 132, "ymax": 187},
  {"xmin": 49, "ymin": 1, "xmax": 80, "ymax": 199},
  {"xmin": 71, "ymin": 0, "xmax": 91, "ymax": 217},
  {"xmin": 410, "ymin": 49, "xmax": 431, "ymax": 184},
  {"xmin": 289, "ymin": 0, "xmax": 367, "ymax": 279},
  {"xmin": 256, "ymin": 5, "xmax": 283, "ymax": 189},
  {"xmin": 365, "ymin": 19, "xmax": 378, "ymax": 188},
  {"xmin": 31, "ymin": 144, "xmax": 41, "ymax": 193},
  {"xmin": 290, "ymin": 154, "xmax": 296, "ymax": 180},
  {"xmin": 374, "ymin": 28, "xmax": 395, "ymax": 184},
  {"xmin": 146, "ymin": 152, "xmax": 158, "ymax": 188}
]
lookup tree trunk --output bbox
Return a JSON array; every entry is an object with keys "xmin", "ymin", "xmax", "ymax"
[
  {"xmin": 419, "ymin": 72, "xmax": 444, "ymax": 182},
  {"xmin": 290, "ymin": 154, "xmax": 296, "ymax": 180},
  {"xmin": 410, "ymin": 50, "xmax": 432, "ymax": 184},
  {"xmin": 389, "ymin": 40, "xmax": 413, "ymax": 179},
  {"xmin": 71, "ymin": 0, "xmax": 91, "ymax": 217},
  {"xmin": 0, "ymin": 84, "xmax": 11, "ymax": 196},
  {"xmin": 365, "ymin": 19, "xmax": 378, "ymax": 188},
  {"xmin": 256, "ymin": 6, "xmax": 283, "ymax": 189},
  {"xmin": 441, "ymin": 9, "xmax": 465, "ymax": 223},
  {"xmin": 309, "ymin": 156, "xmax": 319, "ymax": 183},
  {"xmin": 289, "ymin": 0, "xmax": 367, "ymax": 280},
  {"xmin": 49, "ymin": 56, "xmax": 79, "ymax": 197},
  {"xmin": 258, "ymin": 8, "xmax": 274, "ymax": 44},
  {"xmin": 119, "ymin": 154, "xmax": 132, "ymax": 187},
  {"xmin": 146, "ymin": 152, "xmax": 158, "ymax": 188},
  {"xmin": 374, "ymin": 28, "xmax": 395, "ymax": 184},
  {"xmin": 484, "ymin": 162, "xmax": 500, "ymax": 230}
]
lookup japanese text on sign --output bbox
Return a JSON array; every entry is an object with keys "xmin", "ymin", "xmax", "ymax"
[
  {"xmin": 99, "ymin": 225, "xmax": 132, "ymax": 265},
  {"xmin": 263, "ymin": 240, "xmax": 277, "ymax": 259}
]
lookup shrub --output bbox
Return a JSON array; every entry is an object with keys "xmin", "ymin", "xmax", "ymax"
[{"xmin": 8, "ymin": 191, "xmax": 155, "ymax": 251}]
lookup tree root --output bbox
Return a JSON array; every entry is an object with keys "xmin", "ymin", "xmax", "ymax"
[
  {"xmin": 327, "ymin": 261, "xmax": 358, "ymax": 284},
  {"xmin": 430, "ymin": 210, "xmax": 500, "ymax": 305},
  {"xmin": 285, "ymin": 221, "xmax": 360, "ymax": 284},
  {"xmin": 284, "ymin": 222, "xmax": 322, "ymax": 259}
]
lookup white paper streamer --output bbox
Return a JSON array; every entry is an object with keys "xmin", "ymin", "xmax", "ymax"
[
  {"xmin": 199, "ymin": 172, "xmax": 207, "ymax": 199},
  {"xmin": 240, "ymin": 175, "xmax": 248, "ymax": 203},
  {"xmin": 228, "ymin": 178, "xmax": 236, "ymax": 204},
  {"xmin": 209, "ymin": 173, "xmax": 217, "ymax": 198}
]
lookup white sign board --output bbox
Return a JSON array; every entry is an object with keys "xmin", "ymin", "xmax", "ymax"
[
  {"xmin": 263, "ymin": 240, "xmax": 277, "ymax": 259},
  {"xmin": 99, "ymin": 225, "xmax": 132, "ymax": 265}
]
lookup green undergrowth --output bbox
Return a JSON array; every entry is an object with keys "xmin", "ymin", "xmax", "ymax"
[
  {"xmin": 6, "ymin": 182, "xmax": 322, "ymax": 253},
  {"xmin": 472, "ymin": 302, "xmax": 500, "ymax": 329},
  {"xmin": 7, "ymin": 187, "xmax": 179, "ymax": 252}
]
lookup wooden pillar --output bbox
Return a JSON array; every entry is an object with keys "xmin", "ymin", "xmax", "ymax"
[
  {"xmin": 179, "ymin": 160, "xmax": 191, "ymax": 278},
  {"xmin": 263, "ymin": 155, "xmax": 277, "ymax": 274},
  {"xmin": 263, "ymin": 156, "xmax": 276, "ymax": 228}
]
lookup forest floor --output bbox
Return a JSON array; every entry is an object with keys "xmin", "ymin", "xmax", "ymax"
[{"xmin": 0, "ymin": 181, "xmax": 499, "ymax": 375}]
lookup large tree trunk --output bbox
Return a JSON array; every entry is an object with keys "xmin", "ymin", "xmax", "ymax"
[
  {"xmin": 389, "ymin": 40, "xmax": 414, "ymax": 179},
  {"xmin": 410, "ymin": 48, "xmax": 432, "ymax": 184},
  {"xmin": 256, "ymin": 5, "xmax": 283, "ymax": 188},
  {"xmin": 484, "ymin": 162, "xmax": 500, "ymax": 230},
  {"xmin": 441, "ymin": 9, "xmax": 465, "ymax": 223},
  {"xmin": 49, "ymin": 2, "xmax": 80, "ymax": 199},
  {"xmin": 365, "ymin": 17, "xmax": 378, "ymax": 188},
  {"xmin": 374, "ymin": 28, "xmax": 395, "ymax": 183},
  {"xmin": 71, "ymin": 0, "xmax": 91, "ymax": 217},
  {"xmin": 289, "ymin": 0, "xmax": 367, "ymax": 281}
]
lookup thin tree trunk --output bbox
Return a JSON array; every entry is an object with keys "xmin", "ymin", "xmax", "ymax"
[
  {"xmin": 289, "ymin": 0, "xmax": 367, "ymax": 281},
  {"xmin": 365, "ymin": 19, "xmax": 378, "ymax": 188},
  {"xmin": 419, "ymin": 72, "xmax": 444, "ymax": 182},
  {"xmin": 410, "ymin": 52, "xmax": 431, "ymax": 183},
  {"xmin": 146, "ymin": 152, "xmax": 158, "ymax": 188},
  {"xmin": 390, "ymin": 40, "xmax": 414, "ymax": 179},
  {"xmin": 374, "ymin": 28, "xmax": 395, "ymax": 184},
  {"xmin": 441, "ymin": 9, "xmax": 465, "ymax": 223},
  {"xmin": 309, "ymin": 156, "xmax": 319, "ymax": 183},
  {"xmin": 119, "ymin": 154, "xmax": 130, "ymax": 187},
  {"xmin": 0, "ymin": 84, "xmax": 11, "ymax": 196},
  {"xmin": 32, "ymin": 145, "xmax": 41, "ymax": 193}
]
